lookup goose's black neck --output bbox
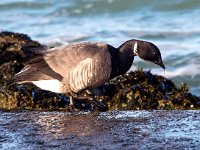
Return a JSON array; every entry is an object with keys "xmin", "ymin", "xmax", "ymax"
[{"xmin": 109, "ymin": 40, "xmax": 137, "ymax": 79}]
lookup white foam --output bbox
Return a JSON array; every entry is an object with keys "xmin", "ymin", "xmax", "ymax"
[
  {"xmin": 100, "ymin": 111, "xmax": 151, "ymax": 119},
  {"xmin": 32, "ymin": 79, "xmax": 63, "ymax": 93},
  {"xmin": 155, "ymin": 64, "xmax": 200, "ymax": 78}
]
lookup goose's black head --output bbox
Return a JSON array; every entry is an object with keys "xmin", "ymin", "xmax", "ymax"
[{"xmin": 133, "ymin": 40, "xmax": 165, "ymax": 69}]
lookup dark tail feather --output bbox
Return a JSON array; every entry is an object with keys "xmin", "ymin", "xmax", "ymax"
[
  {"xmin": 8, "ymin": 75, "xmax": 30, "ymax": 85},
  {"xmin": 8, "ymin": 66, "xmax": 53, "ymax": 85}
]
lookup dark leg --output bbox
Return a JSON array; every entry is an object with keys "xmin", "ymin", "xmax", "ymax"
[
  {"xmin": 68, "ymin": 90, "xmax": 108, "ymax": 111},
  {"xmin": 75, "ymin": 96, "xmax": 108, "ymax": 111},
  {"xmin": 69, "ymin": 96, "xmax": 75, "ymax": 111},
  {"xmin": 89, "ymin": 97, "xmax": 108, "ymax": 111}
]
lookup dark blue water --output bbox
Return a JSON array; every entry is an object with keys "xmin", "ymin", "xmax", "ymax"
[{"xmin": 1, "ymin": 0, "xmax": 200, "ymax": 95}]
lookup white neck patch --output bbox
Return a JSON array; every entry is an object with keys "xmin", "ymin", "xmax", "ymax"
[{"xmin": 133, "ymin": 42, "xmax": 138, "ymax": 55}]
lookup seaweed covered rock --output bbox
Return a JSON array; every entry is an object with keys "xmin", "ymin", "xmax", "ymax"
[
  {"xmin": 1, "ymin": 31, "xmax": 200, "ymax": 111},
  {"xmin": 0, "ymin": 84, "xmax": 70, "ymax": 111},
  {"xmin": 105, "ymin": 71, "xmax": 200, "ymax": 110},
  {"xmin": 0, "ymin": 31, "xmax": 46, "ymax": 81}
]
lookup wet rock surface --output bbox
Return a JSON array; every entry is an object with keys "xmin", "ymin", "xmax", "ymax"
[
  {"xmin": 1, "ymin": 31, "xmax": 200, "ymax": 111},
  {"xmin": 0, "ymin": 110, "xmax": 200, "ymax": 149}
]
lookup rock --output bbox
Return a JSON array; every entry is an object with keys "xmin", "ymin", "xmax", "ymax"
[
  {"xmin": 0, "ymin": 31, "xmax": 200, "ymax": 111},
  {"xmin": 0, "ymin": 31, "xmax": 46, "ymax": 81},
  {"xmin": 105, "ymin": 71, "xmax": 200, "ymax": 110}
]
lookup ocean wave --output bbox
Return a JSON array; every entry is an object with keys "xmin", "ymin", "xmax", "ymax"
[
  {"xmin": 1, "ymin": 0, "xmax": 200, "ymax": 16},
  {"xmin": 156, "ymin": 64, "xmax": 200, "ymax": 78}
]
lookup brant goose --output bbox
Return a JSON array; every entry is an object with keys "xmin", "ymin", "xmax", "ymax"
[{"xmin": 10, "ymin": 39, "xmax": 165, "ymax": 110}]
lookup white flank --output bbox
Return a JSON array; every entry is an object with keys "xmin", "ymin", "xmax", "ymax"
[
  {"xmin": 133, "ymin": 42, "xmax": 138, "ymax": 55},
  {"xmin": 32, "ymin": 79, "xmax": 63, "ymax": 93}
]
